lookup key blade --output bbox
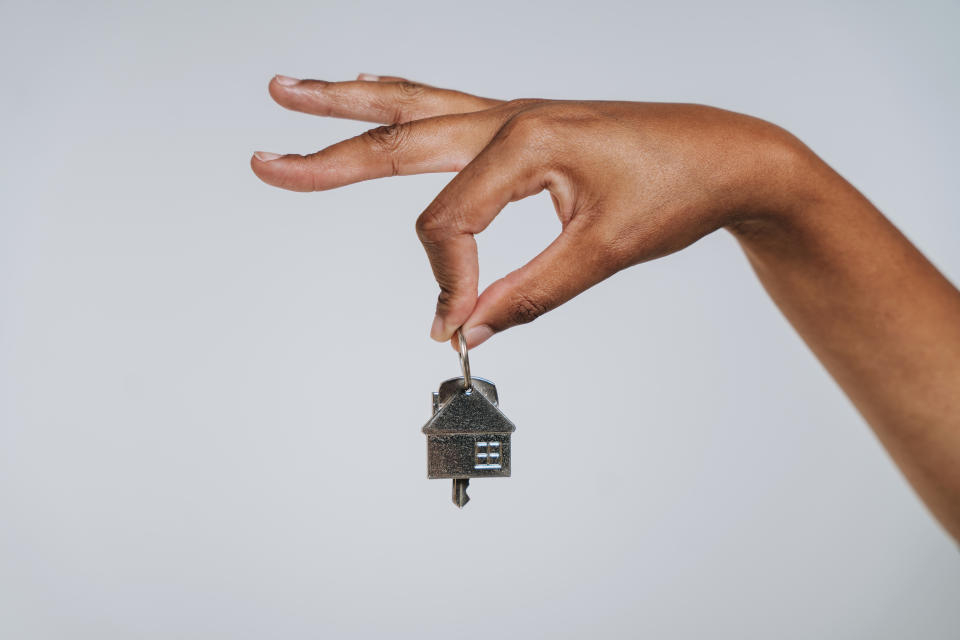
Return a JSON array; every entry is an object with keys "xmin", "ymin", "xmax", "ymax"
[{"xmin": 452, "ymin": 479, "xmax": 470, "ymax": 508}]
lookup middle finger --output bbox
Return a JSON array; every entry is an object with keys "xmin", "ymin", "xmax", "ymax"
[{"xmin": 268, "ymin": 76, "xmax": 503, "ymax": 124}]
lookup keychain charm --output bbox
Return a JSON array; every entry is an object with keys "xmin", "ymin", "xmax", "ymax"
[{"xmin": 421, "ymin": 329, "xmax": 517, "ymax": 508}]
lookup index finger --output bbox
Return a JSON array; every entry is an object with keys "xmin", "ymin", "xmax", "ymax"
[
  {"xmin": 417, "ymin": 132, "xmax": 548, "ymax": 342},
  {"xmin": 251, "ymin": 107, "xmax": 515, "ymax": 192}
]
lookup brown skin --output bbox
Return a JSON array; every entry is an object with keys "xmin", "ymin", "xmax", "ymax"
[{"xmin": 252, "ymin": 74, "xmax": 960, "ymax": 541}]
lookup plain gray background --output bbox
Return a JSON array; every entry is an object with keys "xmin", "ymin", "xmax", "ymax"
[{"xmin": 1, "ymin": 0, "xmax": 958, "ymax": 637}]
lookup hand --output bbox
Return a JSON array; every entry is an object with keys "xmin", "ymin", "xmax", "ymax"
[
  {"xmin": 250, "ymin": 74, "xmax": 803, "ymax": 349},
  {"xmin": 252, "ymin": 73, "xmax": 960, "ymax": 540}
]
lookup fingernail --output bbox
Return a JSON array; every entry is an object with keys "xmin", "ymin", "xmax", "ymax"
[
  {"xmin": 253, "ymin": 151, "xmax": 282, "ymax": 162},
  {"xmin": 430, "ymin": 314, "xmax": 445, "ymax": 341},
  {"xmin": 463, "ymin": 324, "xmax": 494, "ymax": 348},
  {"xmin": 357, "ymin": 73, "xmax": 380, "ymax": 81},
  {"xmin": 274, "ymin": 74, "xmax": 300, "ymax": 86}
]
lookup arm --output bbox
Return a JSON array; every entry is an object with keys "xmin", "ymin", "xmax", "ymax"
[
  {"xmin": 730, "ymin": 152, "xmax": 960, "ymax": 541},
  {"xmin": 251, "ymin": 74, "xmax": 960, "ymax": 539}
]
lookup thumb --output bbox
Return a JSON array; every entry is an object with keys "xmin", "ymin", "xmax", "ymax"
[{"xmin": 458, "ymin": 222, "xmax": 617, "ymax": 348}]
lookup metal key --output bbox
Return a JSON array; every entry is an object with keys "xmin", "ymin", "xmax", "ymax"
[{"xmin": 421, "ymin": 330, "xmax": 516, "ymax": 508}]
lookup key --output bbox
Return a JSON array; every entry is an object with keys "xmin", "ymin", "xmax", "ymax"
[{"xmin": 421, "ymin": 330, "xmax": 517, "ymax": 508}]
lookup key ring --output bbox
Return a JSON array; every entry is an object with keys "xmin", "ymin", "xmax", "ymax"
[{"xmin": 457, "ymin": 328, "xmax": 472, "ymax": 390}]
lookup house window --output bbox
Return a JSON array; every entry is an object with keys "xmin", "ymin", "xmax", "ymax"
[{"xmin": 474, "ymin": 440, "xmax": 502, "ymax": 470}]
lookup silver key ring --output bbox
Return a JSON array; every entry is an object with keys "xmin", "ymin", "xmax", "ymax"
[{"xmin": 457, "ymin": 328, "xmax": 472, "ymax": 390}]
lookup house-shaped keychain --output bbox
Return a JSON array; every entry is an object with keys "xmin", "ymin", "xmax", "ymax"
[{"xmin": 422, "ymin": 376, "xmax": 516, "ymax": 507}]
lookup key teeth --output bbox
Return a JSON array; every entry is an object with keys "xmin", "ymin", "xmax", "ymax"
[{"xmin": 452, "ymin": 479, "xmax": 470, "ymax": 509}]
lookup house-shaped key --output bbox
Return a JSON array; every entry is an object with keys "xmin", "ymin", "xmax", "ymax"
[{"xmin": 422, "ymin": 377, "xmax": 516, "ymax": 507}]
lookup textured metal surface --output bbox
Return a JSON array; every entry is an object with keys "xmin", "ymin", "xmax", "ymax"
[
  {"xmin": 422, "ymin": 376, "xmax": 517, "ymax": 507},
  {"xmin": 424, "ymin": 433, "xmax": 513, "ymax": 478},
  {"xmin": 437, "ymin": 376, "xmax": 498, "ymax": 407},
  {"xmin": 423, "ymin": 378, "xmax": 512, "ymax": 434}
]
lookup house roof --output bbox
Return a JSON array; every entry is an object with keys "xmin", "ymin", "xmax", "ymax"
[{"xmin": 422, "ymin": 387, "xmax": 516, "ymax": 434}]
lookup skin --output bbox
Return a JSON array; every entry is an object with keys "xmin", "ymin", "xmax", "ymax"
[{"xmin": 251, "ymin": 73, "xmax": 960, "ymax": 541}]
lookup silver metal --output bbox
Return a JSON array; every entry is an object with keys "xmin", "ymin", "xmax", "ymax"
[
  {"xmin": 452, "ymin": 478, "xmax": 470, "ymax": 508},
  {"xmin": 422, "ymin": 376, "xmax": 516, "ymax": 508},
  {"xmin": 457, "ymin": 328, "xmax": 471, "ymax": 390}
]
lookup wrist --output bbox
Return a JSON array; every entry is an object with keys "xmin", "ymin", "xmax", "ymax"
[{"xmin": 723, "ymin": 125, "xmax": 858, "ymax": 244}]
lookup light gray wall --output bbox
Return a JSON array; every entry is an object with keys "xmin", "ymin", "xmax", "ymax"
[{"xmin": 1, "ymin": 0, "xmax": 958, "ymax": 638}]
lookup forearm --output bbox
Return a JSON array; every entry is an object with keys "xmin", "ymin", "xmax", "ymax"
[{"xmin": 729, "ymin": 140, "xmax": 960, "ymax": 540}]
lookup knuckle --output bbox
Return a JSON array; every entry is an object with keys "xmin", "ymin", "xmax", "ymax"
[
  {"xmin": 415, "ymin": 206, "xmax": 447, "ymax": 242},
  {"xmin": 499, "ymin": 107, "xmax": 560, "ymax": 155},
  {"xmin": 416, "ymin": 201, "xmax": 467, "ymax": 243},
  {"xmin": 363, "ymin": 123, "xmax": 408, "ymax": 153},
  {"xmin": 501, "ymin": 102, "xmax": 602, "ymax": 146},
  {"xmin": 397, "ymin": 81, "xmax": 426, "ymax": 100},
  {"xmin": 386, "ymin": 82, "xmax": 427, "ymax": 123},
  {"xmin": 506, "ymin": 292, "xmax": 548, "ymax": 326},
  {"xmin": 504, "ymin": 98, "xmax": 548, "ymax": 110},
  {"xmin": 502, "ymin": 109, "xmax": 546, "ymax": 140},
  {"xmin": 435, "ymin": 286, "xmax": 456, "ymax": 313},
  {"xmin": 362, "ymin": 124, "xmax": 409, "ymax": 175}
]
